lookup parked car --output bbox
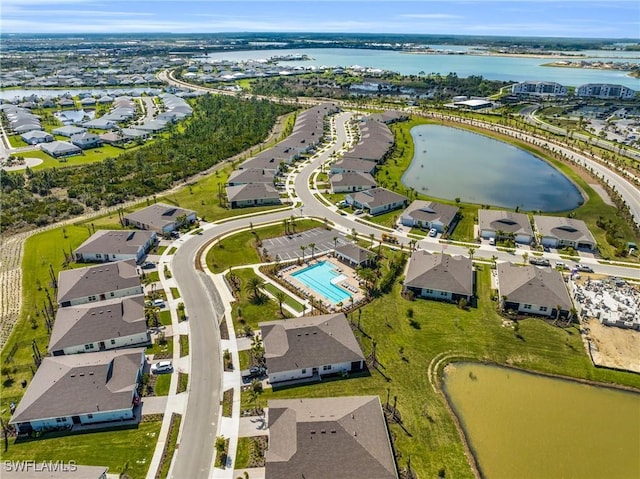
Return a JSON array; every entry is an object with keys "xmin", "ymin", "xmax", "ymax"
[
  {"xmin": 153, "ymin": 298, "xmax": 165, "ymax": 308},
  {"xmin": 353, "ymin": 209, "xmax": 364, "ymax": 216},
  {"xmin": 141, "ymin": 261, "xmax": 155, "ymax": 269},
  {"xmin": 150, "ymin": 361, "xmax": 173, "ymax": 374},
  {"xmin": 241, "ymin": 366, "xmax": 266, "ymax": 383},
  {"xmin": 555, "ymin": 262, "xmax": 569, "ymax": 270},
  {"xmin": 428, "ymin": 228, "xmax": 438, "ymax": 237},
  {"xmin": 577, "ymin": 264, "xmax": 594, "ymax": 273}
]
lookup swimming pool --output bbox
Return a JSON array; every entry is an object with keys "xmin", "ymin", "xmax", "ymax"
[{"xmin": 291, "ymin": 261, "xmax": 352, "ymax": 304}]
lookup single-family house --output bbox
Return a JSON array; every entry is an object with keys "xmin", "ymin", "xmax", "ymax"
[
  {"xmin": 9, "ymin": 348, "xmax": 145, "ymax": 435},
  {"xmin": 497, "ymin": 262, "xmax": 573, "ymax": 318},
  {"xmin": 346, "ymin": 187, "xmax": 408, "ymax": 216},
  {"xmin": 123, "ymin": 203, "xmax": 197, "ymax": 234},
  {"xmin": 400, "ymin": 200, "xmax": 459, "ymax": 233},
  {"xmin": 404, "ymin": 251, "xmax": 474, "ymax": 303},
  {"xmin": 259, "ymin": 313, "xmax": 365, "ymax": 384},
  {"xmin": 330, "ymin": 158, "xmax": 377, "ymax": 175},
  {"xmin": 533, "ymin": 216, "xmax": 597, "ymax": 251},
  {"xmin": 70, "ymin": 132, "xmax": 102, "ymax": 149},
  {"xmin": 227, "ymin": 168, "xmax": 275, "ymax": 187},
  {"xmin": 40, "ymin": 140, "xmax": 82, "ymax": 158},
  {"xmin": 47, "ymin": 295, "xmax": 150, "ymax": 356},
  {"xmin": 334, "ymin": 243, "xmax": 375, "ymax": 267},
  {"xmin": 20, "ymin": 130, "xmax": 53, "ymax": 145},
  {"xmin": 57, "ymin": 259, "xmax": 142, "ymax": 308},
  {"xmin": 329, "ymin": 171, "xmax": 376, "ymax": 193},
  {"xmin": 83, "ymin": 118, "xmax": 117, "ymax": 130},
  {"xmin": 74, "ymin": 230, "xmax": 157, "ymax": 263},
  {"xmin": 266, "ymin": 396, "xmax": 398, "ymax": 479},
  {"xmin": 52, "ymin": 125, "xmax": 87, "ymax": 137},
  {"xmin": 79, "ymin": 97, "xmax": 96, "ymax": 106},
  {"xmin": 478, "ymin": 210, "xmax": 535, "ymax": 244},
  {"xmin": 226, "ymin": 183, "xmax": 281, "ymax": 209},
  {"xmin": 135, "ymin": 120, "xmax": 167, "ymax": 133}
]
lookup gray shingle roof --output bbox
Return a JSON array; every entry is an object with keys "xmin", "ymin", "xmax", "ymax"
[
  {"xmin": 226, "ymin": 183, "xmax": 280, "ymax": 202},
  {"xmin": 266, "ymin": 396, "xmax": 398, "ymax": 479},
  {"xmin": 497, "ymin": 263, "xmax": 573, "ymax": 310},
  {"xmin": 227, "ymin": 168, "xmax": 275, "ymax": 185},
  {"xmin": 57, "ymin": 259, "xmax": 140, "ymax": 305},
  {"xmin": 330, "ymin": 171, "xmax": 376, "ymax": 188},
  {"xmin": 402, "ymin": 200, "xmax": 459, "ymax": 227},
  {"xmin": 123, "ymin": 202, "xmax": 196, "ymax": 232},
  {"xmin": 40, "ymin": 140, "xmax": 81, "ymax": 156},
  {"xmin": 259, "ymin": 313, "xmax": 365, "ymax": 374},
  {"xmin": 74, "ymin": 229, "xmax": 155, "ymax": 257},
  {"xmin": 48, "ymin": 295, "xmax": 147, "ymax": 352},
  {"xmin": 335, "ymin": 243, "xmax": 374, "ymax": 265},
  {"xmin": 478, "ymin": 210, "xmax": 534, "ymax": 236},
  {"xmin": 331, "ymin": 158, "xmax": 377, "ymax": 174},
  {"xmin": 350, "ymin": 187, "xmax": 407, "ymax": 209},
  {"xmin": 533, "ymin": 216, "xmax": 596, "ymax": 244},
  {"xmin": 10, "ymin": 349, "xmax": 144, "ymax": 425},
  {"xmin": 404, "ymin": 251, "xmax": 473, "ymax": 296}
]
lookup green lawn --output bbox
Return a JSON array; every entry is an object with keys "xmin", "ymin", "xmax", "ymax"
[
  {"xmin": 263, "ymin": 283, "xmax": 305, "ymax": 312},
  {"xmin": 238, "ymin": 350, "xmax": 251, "ymax": 370},
  {"xmin": 227, "ymin": 268, "xmax": 283, "ymax": 333},
  {"xmin": 16, "ymin": 145, "xmax": 140, "ymax": 170},
  {"xmin": 142, "ymin": 271, "xmax": 160, "ymax": 284},
  {"xmin": 167, "ymin": 247, "xmax": 177, "ymax": 255},
  {"xmin": 154, "ymin": 373, "xmax": 172, "ymax": 396},
  {"xmin": 207, "ymin": 219, "xmax": 322, "ymax": 273},
  {"xmin": 255, "ymin": 266, "xmax": 640, "ymax": 478},
  {"xmin": 156, "ymin": 414, "xmax": 181, "ymax": 479},
  {"xmin": 0, "ymin": 420, "xmax": 162, "ymax": 479},
  {"xmin": 158, "ymin": 310, "xmax": 172, "ymax": 326},
  {"xmin": 7, "ymin": 135, "xmax": 30, "ymax": 148},
  {"xmin": 146, "ymin": 337, "xmax": 173, "ymax": 359},
  {"xmin": 179, "ymin": 335, "xmax": 189, "ymax": 357},
  {"xmin": 235, "ymin": 437, "xmax": 252, "ymax": 469},
  {"xmin": 170, "ymin": 287, "xmax": 181, "ymax": 299},
  {"xmin": 156, "ymin": 245, "xmax": 168, "ymax": 255},
  {"xmin": 177, "ymin": 372, "xmax": 188, "ymax": 394}
]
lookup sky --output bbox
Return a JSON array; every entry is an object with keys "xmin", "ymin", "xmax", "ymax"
[{"xmin": 1, "ymin": 0, "xmax": 638, "ymax": 38}]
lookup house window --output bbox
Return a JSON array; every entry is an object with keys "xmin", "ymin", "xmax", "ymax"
[
  {"xmin": 301, "ymin": 369, "xmax": 306, "ymax": 374},
  {"xmin": 96, "ymin": 254, "xmax": 102, "ymax": 258},
  {"xmin": 110, "ymin": 339, "xmax": 116, "ymax": 345},
  {"xmin": 322, "ymin": 365, "xmax": 332, "ymax": 371},
  {"xmin": 56, "ymin": 417, "xmax": 65, "ymax": 423},
  {"xmin": 87, "ymin": 414, "xmax": 93, "ymax": 419},
  {"xmin": 88, "ymin": 295, "xmax": 97, "ymax": 301},
  {"xmin": 440, "ymin": 291, "xmax": 448, "ymax": 296},
  {"xmin": 523, "ymin": 304, "xmax": 532, "ymax": 310},
  {"xmin": 540, "ymin": 306, "xmax": 548, "ymax": 312},
  {"xmin": 110, "ymin": 292, "xmax": 115, "ymax": 297},
  {"xmin": 425, "ymin": 289, "xmax": 434, "ymax": 294}
]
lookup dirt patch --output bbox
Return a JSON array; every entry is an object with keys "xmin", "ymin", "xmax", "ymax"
[{"xmin": 584, "ymin": 319, "xmax": 640, "ymax": 373}]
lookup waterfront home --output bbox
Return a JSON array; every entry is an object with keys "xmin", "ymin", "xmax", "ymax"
[
  {"xmin": 40, "ymin": 140, "xmax": 82, "ymax": 158},
  {"xmin": 533, "ymin": 215, "xmax": 596, "ymax": 251},
  {"xmin": 329, "ymin": 171, "xmax": 376, "ymax": 193},
  {"xmin": 48, "ymin": 295, "xmax": 149, "ymax": 356},
  {"xmin": 266, "ymin": 396, "xmax": 398, "ymax": 479},
  {"xmin": 400, "ymin": 200, "xmax": 459, "ymax": 233},
  {"xmin": 123, "ymin": 203, "xmax": 197, "ymax": 234},
  {"xmin": 259, "ymin": 313, "xmax": 365, "ymax": 384},
  {"xmin": 497, "ymin": 263, "xmax": 573, "ymax": 318},
  {"xmin": 74, "ymin": 229, "xmax": 157, "ymax": 263},
  {"xmin": 226, "ymin": 183, "xmax": 281, "ymax": 209},
  {"xmin": 404, "ymin": 251, "xmax": 474, "ymax": 303},
  {"xmin": 57, "ymin": 259, "xmax": 142, "ymax": 308},
  {"xmin": 511, "ymin": 81, "xmax": 567, "ymax": 97},
  {"xmin": 345, "ymin": 187, "xmax": 408, "ymax": 216},
  {"xmin": 9, "ymin": 348, "xmax": 145, "ymax": 435},
  {"xmin": 576, "ymin": 83, "xmax": 635, "ymax": 100},
  {"xmin": 478, "ymin": 210, "xmax": 534, "ymax": 244}
]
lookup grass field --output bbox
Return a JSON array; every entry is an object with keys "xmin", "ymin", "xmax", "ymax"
[
  {"xmin": 207, "ymin": 219, "xmax": 322, "ymax": 273},
  {"xmin": 234, "ymin": 437, "xmax": 252, "ymax": 469},
  {"xmin": 262, "ymin": 283, "xmax": 305, "ymax": 312},
  {"xmin": 154, "ymin": 373, "xmax": 171, "ymax": 396},
  {"xmin": 0, "ymin": 420, "xmax": 162, "ymax": 479},
  {"xmin": 16, "ymin": 144, "xmax": 140, "ymax": 170},
  {"xmin": 227, "ymin": 268, "xmax": 283, "ymax": 333}
]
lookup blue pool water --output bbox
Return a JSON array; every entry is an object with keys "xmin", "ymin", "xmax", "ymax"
[{"xmin": 291, "ymin": 261, "xmax": 352, "ymax": 304}]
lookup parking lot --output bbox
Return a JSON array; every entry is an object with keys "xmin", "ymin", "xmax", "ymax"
[{"xmin": 262, "ymin": 227, "xmax": 349, "ymax": 261}]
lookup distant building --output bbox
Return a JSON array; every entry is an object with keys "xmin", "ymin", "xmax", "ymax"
[
  {"xmin": 71, "ymin": 132, "xmax": 102, "ymax": 149},
  {"xmin": 123, "ymin": 203, "xmax": 197, "ymax": 234},
  {"xmin": 20, "ymin": 130, "xmax": 53, "ymax": 145},
  {"xmin": 52, "ymin": 125, "xmax": 87, "ymax": 137},
  {"xmin": 404, "ymin": 251, "xmax": 474, "ymax": 303},
  {"xmin": 511, "ymin": 81, "xmax": 567, "ymax": 97},
  {"xmin": 334, "ymin": 243, "xmax": 375, "ymax": 267},
  {"xmin": 453, "ymin": 99, "xmax": 493, "ymax": 110},
  {"xmin": 478, "ymin": 210, "xmax": 534, "ymax": 244},
  {"xmin": 226, "ymin": 183, "xmax": 281, "ymax": 208},
  {"xmin": 329, "ymin": 171, "xmax": 377, "ymax": 193},
  {"xmin": 10, "ymin": 349, "xmax": 145, "ymax": 435},
  {"xmin": 400, "ymin": 200, "xmax": 459, "ymax": 233},
  {"xmin": 345, "ymin": 187, "xmax": 407, "ymax": 216},
  {"xmin": 40, "ymin": 140, "xmax": 82, "ymax": 158},
  {"xmin": 576, "ymin": 84, "xmax": 635, "ymax": 100},
  {"xmin": 74, "ymin": 229, "xmax": 157, "ymax": 263},
  {"xmin": 266, "ymin": 396, "xmax": 398, "ymax": 479},
  {"xmin": 533, "ymin": 215, "xmax": 596, "ymax": 251}
]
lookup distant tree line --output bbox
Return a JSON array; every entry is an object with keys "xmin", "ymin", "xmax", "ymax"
[{"xmin": 0, "ymin": 94, "xmax": 295, "ymax": 233}]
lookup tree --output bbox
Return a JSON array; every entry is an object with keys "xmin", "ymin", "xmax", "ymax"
[
  {"xmin": 468, "ymin": 247, "xmax": 476, "ymax": 261},
  {"xmin": 333, "ymin": 236, "xmax": 338, "ymax": 252},
  {"xmin": 245, "ymin": 276, "xmax": 265, "ymax": 301},
  {"xmin": 300, "ymin": 245, "xmax": 307, "ymax": 262},
  {"xmin": 308, "ymin": 243, "xmax": 316, "ymax": 260},
  {"xmin": 369, "ymin": 233, "xmax": 375, "ymax": 247},
  {"xmin": 274, "ymin": 290, "xmax": 286, "ymax": 316},
  {"xmin": 522, "ymin": 252, "xmax": 529, "ymax": 264}
]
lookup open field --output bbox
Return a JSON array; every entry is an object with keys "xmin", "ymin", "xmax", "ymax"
[{"xmin": 15, "ymin": 144, "xmax": 142, "ymax": 170}]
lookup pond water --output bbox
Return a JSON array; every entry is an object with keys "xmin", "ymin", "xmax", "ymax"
[
  {"xmin": 443, "ymin": 363, "xmax": 640, "ymax": 479},
  {"xmin": 402, "ymin": 125, "xmax": 583, "ymax": 211}
]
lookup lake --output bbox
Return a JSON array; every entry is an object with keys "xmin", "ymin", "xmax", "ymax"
[
  {"xmin": 444, "ymin": 363, "xmax": 640, "ymax": 479},
  {"xmin": 200, "ymin": 47, "xmax": 639, "ymax": 89},
  {"xmin": 401, "ymin": 124, "xmax": 583, "ymax": 211}
]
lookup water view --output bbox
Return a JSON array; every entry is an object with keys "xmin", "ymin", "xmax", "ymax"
[
  {"xmin": 402, "ymin": 125, "xmax": 583, "ymax": 211},
  {"xmin": 291, "ymin": 261, "xmax": 351, "ymax": 304},
  {"xmin": 202, "ymin": 47, "xmax": 639, "ymax": 88},
  {"xmin": 443, "ymin": 363, "xmax": 640, "ymax": 479}
]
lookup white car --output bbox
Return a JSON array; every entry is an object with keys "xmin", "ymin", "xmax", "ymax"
[
  {"xmin": 354, "ymin": 209, "xmax": 364, "ymax": 215},
  {"xmin": 428, "ymin": 228, "xmax": 438, "ymax": 237},
  {"xmin": 150, "ymin": 361, "xmax": 173, "ymax": 374}
]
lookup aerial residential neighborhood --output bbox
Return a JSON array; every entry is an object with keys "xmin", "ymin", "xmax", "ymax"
[{"xmin": 0, "ymin": 8, "xmax": 639, "ymax": 479}]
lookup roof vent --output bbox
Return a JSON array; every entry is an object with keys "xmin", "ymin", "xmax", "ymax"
[{"xmin": 321, "ymin": 430, "xmax": 326, "ymax": 434}]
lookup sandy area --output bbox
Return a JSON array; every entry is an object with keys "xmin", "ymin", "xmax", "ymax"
[
  {"xmin": 2, "ymin": 157, "xmax": 43, "ymax": 171},
  {"xmin": 584, "ymin": 319, "xmax": 640, "ymax": 373}
]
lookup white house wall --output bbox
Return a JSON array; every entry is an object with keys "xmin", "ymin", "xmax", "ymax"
[
  {"xmin": 61, "ymin": 332, "xmax": 150, "ymax": 355},
  {"xmin": 65, "ymin": 286, "xmax": 144, "ymax": 307}
]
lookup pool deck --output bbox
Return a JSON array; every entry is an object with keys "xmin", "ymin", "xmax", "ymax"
[{"xmin": 278, "ymin": 255, "xmax": 365, "ymax": 311}]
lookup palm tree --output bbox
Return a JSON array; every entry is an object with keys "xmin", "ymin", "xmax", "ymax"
[
  {"xmin": 522, "ymin": 252, "xmax": 529, "ymax": 264},
  {"xmin": 274, "ymin": 290, "xmax": 286, "ymax": 316},
  {"xmin": 468, "ymin": 247, "xmax": 476, "ymax": 261},
  {"xmin": 357, "ymin": 267, "xmax": 376, "ymax": 298},
  {"xmin": 300, "ymin": 245, "xmax": 307, "ymax": 262},
  {"xmin": 308, "ymin": 243, "xmax": 316, "ymax": 260},
  {"xmin": 245, "ymin": 276, "xmax": 265, "ymax": 301},
  {"xmin": 369, "ymin": 233, "xmax": 375, "ymax": 247}
]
